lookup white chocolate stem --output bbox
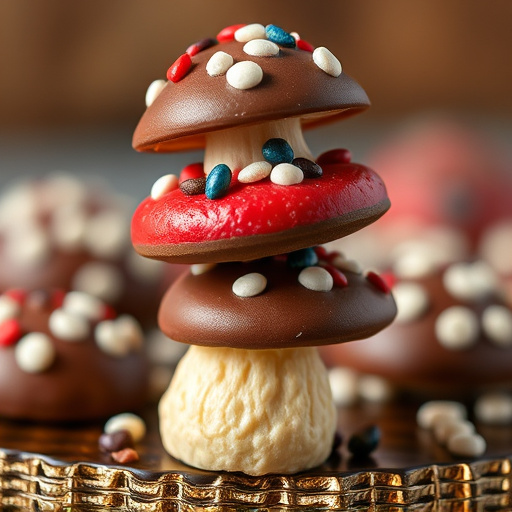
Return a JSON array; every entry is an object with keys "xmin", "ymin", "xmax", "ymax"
[{"xmin": 204, "ymin": 118, "xmax": 314, "ymax": 174}]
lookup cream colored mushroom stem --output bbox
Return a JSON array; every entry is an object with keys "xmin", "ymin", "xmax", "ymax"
[{"xmin": 204, "ymin": 117, "xmax": 315, "ymax": 174}]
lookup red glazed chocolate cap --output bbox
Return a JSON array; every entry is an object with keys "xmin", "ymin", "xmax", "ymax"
[
  {"xmin": 133, "ymin": 36, "xmax": 369, "ymax": 153},
  {"xmin": 158, "ymin": 254, "xmax": 397, "ymax": 349}
]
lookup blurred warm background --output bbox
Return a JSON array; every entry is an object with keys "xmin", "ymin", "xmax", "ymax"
[{"xmin": 1, "ymin": 0, "xmax": 511, "ymax": 197}]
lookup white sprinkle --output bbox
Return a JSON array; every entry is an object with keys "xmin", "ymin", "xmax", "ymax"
[
  {"xmin": 331, "ymin": 256, "xmax": 362, "ymax": 274},
  {"xmin": 270, "ymin": 163, "xmax": 304, "ymax": 186},
  {"xmin": 151, "ymin": 174, "xmax": 179, "ymax": 200},
  {"xmin": 479, "ymin": 221, "xmax": 512, "ymax": 275},
  {"xmin": 392, "ymin": 250, "xmax": 438, "ymax": 279},
  {"xmin": 15, "ymin": 333, "xmax": 56, "ymax": 373},
  {"xmin": 482, "ymin": 305, "xmax": 512, "ymax": 347},
  {"xmin": 191, "ymin": 263, "xmax": 217, "ymax": 276},
  {"xmin": 5, "ymin": 225, "xmax": 51, "ymax": 267},
  {"xmin": 226, "ymin": 61, "xmax": 263, "ymax": 90},
  {"xmin": 72, "ymin": 262, "xmax": 124, "ymax": 303},
  {"xmin": 443, "ymin": 261, "xmax": 498, "ymax": 302},
  {"xmin": 416, "ymin": 400, "xmax": 467, "ymax": 429},
  {"xmin": 243, "ymin": 39, "xmax": 279, "ymax": 57},
  {"xmin": 51, "ymin": 204, "xmax": 88, "ymax": 251},
  {"xmin": 474, "ymin": 393, "xmax": 512, "ymax": 425},
  {"xmin": 298, "ymin": 266, "xmax": 333, "ymax": 292},
  {"xmin": 447, "ymin": 433, "xmax": 486, "ymax": 458},
  {"xmin": 145, "ymin": 79, "xmax": 166, "ymax": 107},
  {"xmin": 328, "ymin": 366, "xmax": 359, "ymax": 407},
  {"xmin": 290, "ymin": 32, "xmax": 300, "ymax": 41},
  {"xmin": 393, "ymin": 282, "xmax": 429, "ymax": 323},
  {"xmin": 0, "ymin": 295, "xmax": 21, "ymax": 323},
  {"xmin": 232, "ymin": 272, "xmax": 267, "ymax": 297},
  {"xmin": 433, "ymin": 417, "xmax": 475, "ymax": 445},
  {"xmin": 312, "ymin": 47, "xmax": 342, "ymax": 77},
  {"xmin": 234, "ymin": 23, "xmax": 266, "ymax": 42},
  {"xmin": 126, "ymin": 251, "xmax": 164, "ymax": 282},
  {"xmin": 104, "ymin": 413, "xmax": 146, "ymax": 442},
  {"xmin": 95, "ymin": 315, "xmax": 143, "ymax": 357},
  {"xmin": 358, "ymin": 374, "xmax": 393, "ymax": 403},
  {"xmin": 63, "ymin": 291, "xmax": 106, "ymax": 322},
  {"xmin": 435, "ymin": 306, "xmax": 479, "ymax": 350},
  {"xmin": 84, "ymin": 211, "xmax": 129, "ymax": 259},
  {"xmin": 49, "ymin": 309, "xmax": 90, "ymax": 341},
  {"xmin": 206, "ymin": 51, "xmax": 234, "ymax": 77},
  {"xmin": 238, "ymin": 161, "xmax": 272, "ymax": 183}
]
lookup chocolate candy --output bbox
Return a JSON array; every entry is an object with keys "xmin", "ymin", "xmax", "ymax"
[
  {"xmin": 292, "ymin": 158, "xmax": 323, "ymax": 179},
  {"xmin": 348, "ymin": 425, "xmax": 381, "ymax": 458},
  {"xmin": 99, "ymin": 430, "xmax": 134, "ymax": 453}
]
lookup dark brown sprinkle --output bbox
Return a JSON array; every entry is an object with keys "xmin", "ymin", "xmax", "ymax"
[
  {"xmin": 111, "ymin": 447, "xmax": 140, "ymax": 464},
  {"xmin": 98, "ymin": 429, "xmax": 134, "ymax": 453},
  {"xmin": 25, "ymin": 290, "xmax": 53, "ymax": 310},
  {"xmin": 180, "ymin": 177, "xmax": 207, "ymax": 195},
  {"xmin": 292, "ymin": 157, "xmax": 323, "ymax": 179}
]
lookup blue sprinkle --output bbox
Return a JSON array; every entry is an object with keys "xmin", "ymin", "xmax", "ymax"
[
  {"xmin": 205, "ymin": 164, "xmax": 232, "ymax": 199},
  {"xmin": 287, "ymin": 248, "xmax": 318, "ymax": 269},
  {"xmin": 265, "ymin": 24, "xmax": 296, "ymax": 48},
  {"xmin": 262, "ymin": 138, "xmax": 294, "ymax": 165}
]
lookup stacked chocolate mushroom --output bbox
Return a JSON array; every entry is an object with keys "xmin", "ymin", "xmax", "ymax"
[{"xmin": 131, "ymin": 23, "xmax": 396, "ymax": 476}]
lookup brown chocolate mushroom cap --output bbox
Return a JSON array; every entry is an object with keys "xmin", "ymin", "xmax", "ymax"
[
  {"xmin": 158, "ymin": 257, "xmax": 396, "ymax": 349},
  {"xmin": 320, "ymin": 262, "xmax": 512, "ymax": 399},
  {"xmin": 0, "ymin": 290, "xmax": 149, "ymax": 422},
  {"xmin": 133, "ymin": 40, "xmax": 369, "ymax": 153}
]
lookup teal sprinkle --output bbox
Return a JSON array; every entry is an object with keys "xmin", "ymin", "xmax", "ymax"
[
  {"xmin": 205, "ymin": 164, "xmax": 232, "ymax": 199},
  {"xmin": 265, "ymin": 24, "xmax": 296, "ymax": 48}
]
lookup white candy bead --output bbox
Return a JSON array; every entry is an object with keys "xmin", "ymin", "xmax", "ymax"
[
  {"xmin": 238, "ymin": 161, "xmax": 272, "ymax": 183},
  {"xmin": 191, "ymin": 263, "xmax": 217, "ymax": 276},
  {"xmin": 51, "ymin": 205, "xmax": 87, "ymax": 250},
  {"xmin": 312, "ymin": 47, "xmax": 342, "ymax": 77},
  {"xmin": 6, "ymin": 225, "xmax": 51, "ymax": 267},
  {"xmin": 392, "ymin": 250, "xmax": 438, "ymax": 279},
  {"xmin": 243, "ymin": 39, "xmax": 279, "ymax": 57},
  {"xmin": 480, "ymin": 221, "xmax": 512, "ymax": 275},
  {"xmin": 433, "ymin": 418, "xmax": 475, "ymax": 445},
  {"xmin": 358, "ymin": 374, "xmax": 393, "ymax": 403},
  {"xmin": 435, "ymin": 306, "xmax": 479, "ymax": 350},
  {"xmin": 15, "ymin": 333, "xmax": 55, "ymax": 373},
  {"xmin": 482, "ymin": 305, "xmax": 512, "ymax": 347},
  {"xmin": 72, "ymin": 262, "xmax": 124, "ymax": 303},
  {"xmin": 145, "ymin": 79, "xmax": 166, "ymax": 107},
  {"xmin": 226, "ymin": 61, "xmax": 263, "ymax": 90},
  {"xmin": 234, "ymin": 23, "xmax": 266, "ymax": 42},
  {"xmin": 416, "ymin": 400, "xmax": 467, "ymax": 429},
  {"xmin": 270, "ymin": 163, "xmax": 304, "ymax": 186},
  {"xmin": 104, "ymin": 412, "xmax": 146, "ymax": 442},
  {"xmin": 0, "ymin": 295, "xmax": 21, "ymax": 323},
  {"xmin": 332, "ymin": 256, "xmax": 362, "ymax": 274},
  {"xmin": 206, "ymin": 51, "xmax": 234, "ymax": 76},
  {"xmin": 95, "ymin": 316, "xmax": 143, "ymax": 357},
  {"xmin": 49, "ymin": 309, "xmax": 90, "ymax": 341},
  {"xmin": 447, "ymin": 433, "xmax": 486, "ymax": 458},
  {"xmin": 63, "ymin": 291, "xmax": 105, "ymax": 321},
  {"xmin": 232, "ymin": 273, "xmax": 267, "ymax": 297},
  {"xmin": 443, "ymin": 261, "xmax": 498, "ymax": 302},
  {"xmin": 474, "ymin": 393, "xmax": 512, "ymax": 425},
  {"xmin": 298, "ymin": 266, "xmax": 333, "ymax": 292},
  {"xmin": 393, "ymin": 282, "xmax": 429, "ymax": 324},
  {"xmin": 84, "ymin": 211, "xmax": 128, "ymax": 259},
  {"xmin": 328, "ymin": 367, "xmax": 359, "ymax": 407},
  {"xmin": 151, "ymin": 174, "xmax": 179, "ymax": 200}
]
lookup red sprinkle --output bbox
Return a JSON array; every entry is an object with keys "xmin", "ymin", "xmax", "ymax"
[
  {"xmin": 366, "ymin": 271, "xmax": 391, "ymax": 294},
  {"xmin": 4, "ymin": 289, "xmax": 27, "ymax": 305},
  {"xmin": 313, "ymin": 246, "xmax": 340, "ymax": 263},
  {"xmin": 111, "ymin": 447, "xmax": 139, "ymax": 464},
  {"xmin": 380, "ymin": 271, "xmax": 397, "ymax": 290},
  {"xmin": 167, "ymin": 53, "xmax": 192, "ymax": 83},
  {"xmin": 186, "ymin": 38, "xmax": 217, "ymax": 56},
  {"xmin": 102, "ymin": 305, "xmax": 117, "ymax": 321},
  {"xmin": 216, "ymin": 24, "xmax": 246, "ymax": 42},
  {"xmin": 296, "ymin": 39, "xmax": 314, "ymax": 52},
  {"xmin": 0, "ymin": 319, "xmax": 23, "ymax": 347},
  {"xmin": 316, "ymin": 149, "xmax": 352, "ymax": 166},
  {"xmin": 324, "ymin": 265, "xmax": 348, "ymax": 287},
  {"xmin": 179, "ymin": 162, "xmax": 205, "ymax": 184},
  {"xmin": 52, "ymin": 289, "xmax": 66, "ymax": 309}
]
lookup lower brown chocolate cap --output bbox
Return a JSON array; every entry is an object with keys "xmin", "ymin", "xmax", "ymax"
[{"xmin": 158, "ymin": 257, "xmax": 396, "ymax": 349}]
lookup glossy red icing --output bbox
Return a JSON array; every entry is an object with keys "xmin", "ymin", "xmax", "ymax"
[{"xmin": 132, "ymin": 162, "xmax": 388, "ymax": 247}]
